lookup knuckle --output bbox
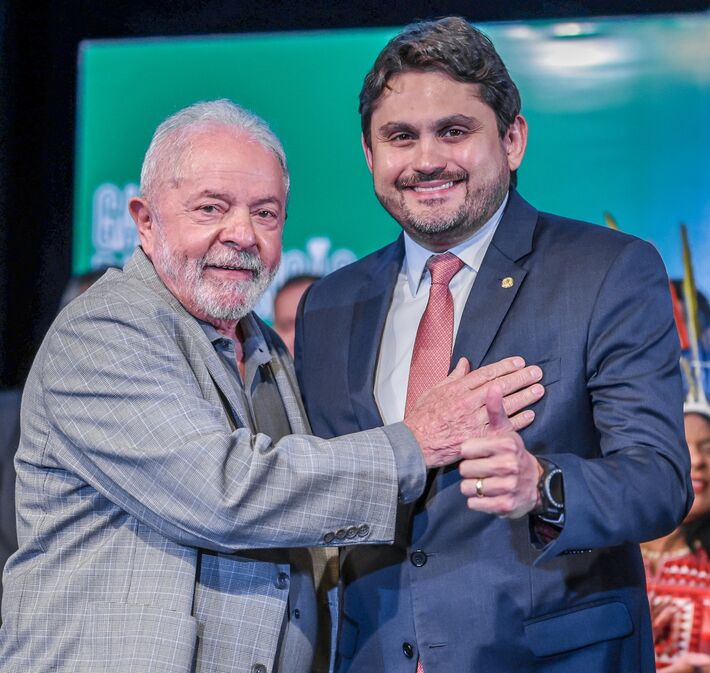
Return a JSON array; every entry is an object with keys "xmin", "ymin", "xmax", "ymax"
[
  {"xmin": 472, "ymin": 408, "xmax": 487, "ymax": 427},
  {"xmin": 499, "ymin": 497, "xmax": 516, "ymax": 515},
  {"xmin": 482, "ymin": 364, "xmax": 500, "ymax": 381},
  {"xmin": 504, "ymin": 460, "xmax": 518, "ymax": 475},
  {"xmin": 500, "ymin": 437, "xmax": 516, "ymax": 453},
  {"xmin": 503, "ymin": 390, "xmax": 522, "ymax": 408},
  {"xmin": 525, "ymin": 387, "xmax": 539, "ymax": 401},
  {"xmin": 510, "ymin": 414, "xmax": 527, "ymax": 430},
  {"xmin": 499, "ymin": 372, "xmax": 518, "ymax": 392}
]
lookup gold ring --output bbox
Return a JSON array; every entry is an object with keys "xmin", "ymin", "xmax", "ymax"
[{"xmin": 475, "ymin": 478, "xmax": 485, "ymax": 498}]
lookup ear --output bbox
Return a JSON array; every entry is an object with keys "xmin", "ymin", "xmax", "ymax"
[
  {"xmin": 361, "ymin": 133, "xmax": 374, "ymax": 174},
  {"xmin": 503, "ymin": 114, "xmax": 528, "ymax": 172},
  {"xmin": 129, "ymin": 197, "xmax": 157, "ymax": 258}
]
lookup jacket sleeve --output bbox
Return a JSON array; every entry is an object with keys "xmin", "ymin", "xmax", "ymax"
[
  {"xmin": 537, "ymin": 238, "xmax": 692, "ymax": 563},
  {"xmin": 39, "ymin": 299, "xmax": 402, "ymax": 554}
]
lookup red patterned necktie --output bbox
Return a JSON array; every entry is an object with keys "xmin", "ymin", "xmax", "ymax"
[{"xmin": 405, "ymin": 252, "xmax": 464, "ymax": 417}]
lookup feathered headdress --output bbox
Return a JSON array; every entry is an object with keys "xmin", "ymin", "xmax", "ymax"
[{"xmin": 604, "ymin": 213, "xmax": 710, "ymax": 418}]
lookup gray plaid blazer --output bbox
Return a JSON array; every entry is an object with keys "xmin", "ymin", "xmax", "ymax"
[{"xmin": 0, "ymin": 249, "xmax": 400, "ymax": 673}]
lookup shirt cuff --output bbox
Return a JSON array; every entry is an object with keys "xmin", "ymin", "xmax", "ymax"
[
  {"xmin": 382, "ymin": 422, "xmax": 427, "ymax": 504},
  {"xmin": 531, "ymin": 517, "xmax": 563, "ymax": 548}
]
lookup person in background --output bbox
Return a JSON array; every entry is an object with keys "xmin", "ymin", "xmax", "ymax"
[
  {"xmin": 643, "ymin": 407, "xmax": 710, "ymax": 672},
  {"xmin": 644, "ymin": 269, "xmax": 710, "ymax": 672},
  {"xmin": 273, "ymin": 274, "xmax": 319, "ymax": 355}
]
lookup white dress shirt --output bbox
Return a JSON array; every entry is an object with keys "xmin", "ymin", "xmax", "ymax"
[{"xmin": 375, "ymin": 194, "xmax": 508, "ymax": 424}]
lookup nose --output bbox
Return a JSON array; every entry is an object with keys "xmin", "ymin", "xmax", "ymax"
[
  {"xmin": 411, "ymin": 136, "xmax": 446, "ymax": 176},
  {"xmin": 219, "ymin": 207, "xmax": 257, "ymax": 250},
  {"xmin": 690, "ymin": 441, "xmax": 706, "ymax": 471}
]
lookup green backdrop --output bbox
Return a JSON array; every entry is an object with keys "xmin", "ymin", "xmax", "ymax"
[{"xmin": 74, "ymin": 14, "xmax": 710, "ymax": 319}]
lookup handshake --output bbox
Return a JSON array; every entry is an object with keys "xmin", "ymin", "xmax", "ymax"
[{"xmin": 404, "ymin": 356, "xmax": 545, "ymax": 519}]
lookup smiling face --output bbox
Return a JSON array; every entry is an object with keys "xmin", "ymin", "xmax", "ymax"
[
  {"xmin": 363, "ymin": 70, "xmax": 527, "ymax": 252},
  {"xmin": 685, "ymin": 412, "xmax": 710, "ymax": 523},
  {"xmin": 130, "ymin": 125, "xmax": 285, "ymax": 326}
]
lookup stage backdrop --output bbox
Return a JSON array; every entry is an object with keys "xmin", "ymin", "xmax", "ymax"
[{"xmin": 74, "ymin": 14, "xmax": 710, "ymax": 321}]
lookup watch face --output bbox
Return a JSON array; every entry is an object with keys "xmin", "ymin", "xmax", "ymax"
[
  {"xmin": 538, "ymin": 462, "xmax": 564, "ymax": 512},
  {"xmin": 536, "ymin": 460, "xmax": 564, "ymax": 524},
  {"xmin": 545, "ymin": 468, "xmax": 564, "ymax": 510}
]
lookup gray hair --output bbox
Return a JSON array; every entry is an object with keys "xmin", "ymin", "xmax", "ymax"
[{"xmin": 139, "ymin": 99, "xmax": 289, "ymax": 201}]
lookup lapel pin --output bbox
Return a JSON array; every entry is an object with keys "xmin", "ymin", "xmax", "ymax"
[{"xmin": 501, "ymin": 277, "xmax": 514, "ymax": 289}]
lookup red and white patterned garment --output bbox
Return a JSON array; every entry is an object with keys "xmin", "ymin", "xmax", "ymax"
[{"xmin": 645, "ymin": 547, "xmax": 710, "ymax": 668}]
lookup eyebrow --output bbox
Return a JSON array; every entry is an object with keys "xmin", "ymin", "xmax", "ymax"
[
  {"xmin": 251, "ymin": 196, "xmax": 284, "ymax": 210},
  {"xmin": 188, "ymin": 191, "xmax": 283, "ymax": 210},
  {"xmin": 435, "ymin": 114, "xmax": 481, "ymax": 129},
  {"xmin": 194, "ymin": 190, "xmax": 233, "ymax": 202},
  {"xmin": 376, "ymin": 121, "xmax": 417, "ymax": 138},
  {"xmin": 377, "ymin": 114, "xmax": 482, "ymax": 138}
]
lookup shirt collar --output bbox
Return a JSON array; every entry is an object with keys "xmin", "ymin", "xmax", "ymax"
[
  {"xmin": 198, "ymin": 313, "xmax": 272, "ymax": 368},
  {"xmin": 403, "ymin": 191, "xmax": 509, "ymax": 297}
]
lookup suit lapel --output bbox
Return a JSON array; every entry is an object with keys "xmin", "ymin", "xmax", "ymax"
[
  {"xmin": 347, "ymin": 238, "xmax": 405, "ymax": 431},
  {"xmin": 251, "ymin": 314, "xmax": 312, "ymax": 436},
  {"xmin": 273, "ymin": 359, "xmax": 311, "ymax": 435},
  {"xmin": 193, "ymin": 330, "xmax": 254, "ymax": 431},
  {"xmin": 452, "ymin": 190, "xmax": 538, "ymax": 369}
]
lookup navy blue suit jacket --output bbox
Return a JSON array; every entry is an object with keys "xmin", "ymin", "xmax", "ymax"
[{"xmin": 296, "ymin": 190, "xmax": 692, "ymax": 672}]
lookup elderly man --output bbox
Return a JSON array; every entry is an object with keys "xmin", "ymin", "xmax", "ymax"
[
  {"xmin": 296, "ymin": 17, "xmax": 692, "ymax": 673},
  {"xmin": 0, "ymin": 100, "xmax": 542, "ymax": 673}
]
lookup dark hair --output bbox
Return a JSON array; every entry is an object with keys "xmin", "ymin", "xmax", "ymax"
[
  {"xmin": 683, "ymin": 515, "xmax": 710, "ymax": 556},
  {"xmin": 359, "ymin": 17, "xmax": 521, "ymax": 147},
  {"xmin": 275, "ymin": 274, "xmax": 320, "ymax": 298}
]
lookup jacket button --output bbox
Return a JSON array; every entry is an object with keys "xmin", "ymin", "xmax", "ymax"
[
  {"xmin": 275, "ymin": 572, "xmax": 289, "ymax": 590},
  {"xmin": 292, "ymin": 608, "xmax": 301, "ymax": 619},
  {"xmin": 346, "ymin": 526, "xmax": 358, "ymax": 539},
  {"xmin": 357, "ymin": 524, "xmax": 370, "ymax": 538},
  {"xmin": 335, "ymin": 528, "xmax": 347, "ymax": 540},
  {"xmin": 252, "ymin": 665, "xmax": 267, "ymax": 673},
  {"xmin": 410, "ymin": 550, "xmax": 427, "ymax": 567},
  {"xmin": 402, "ymin": 642, "xmax": 414, "ymax": 658},
  {"xmin": 324, "ymin": 532, "xmax": 335, "ymax": 543}
]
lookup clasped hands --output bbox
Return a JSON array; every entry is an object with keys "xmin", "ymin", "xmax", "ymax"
[{"xmin": 404, "ymin": 356, "xmax": 544, "ymax": 519}]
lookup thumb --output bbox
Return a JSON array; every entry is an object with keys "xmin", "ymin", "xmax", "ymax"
[{"xmin": 485, "ymin": 384, "xmax": 514, "ymax": 434}]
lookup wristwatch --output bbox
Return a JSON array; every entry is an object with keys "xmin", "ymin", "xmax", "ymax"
[{"xmin": 535, "ymin": 458, "xmax": 565, "ymax": 525}]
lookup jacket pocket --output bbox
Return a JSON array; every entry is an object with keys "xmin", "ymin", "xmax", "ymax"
[
  {"xmin": 535, "ymin": 356, "xmax": 561, "ymax": 387},
  {"xmin": 523, "ymin": 600, "xmax": 632, "ymax": 657}
]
